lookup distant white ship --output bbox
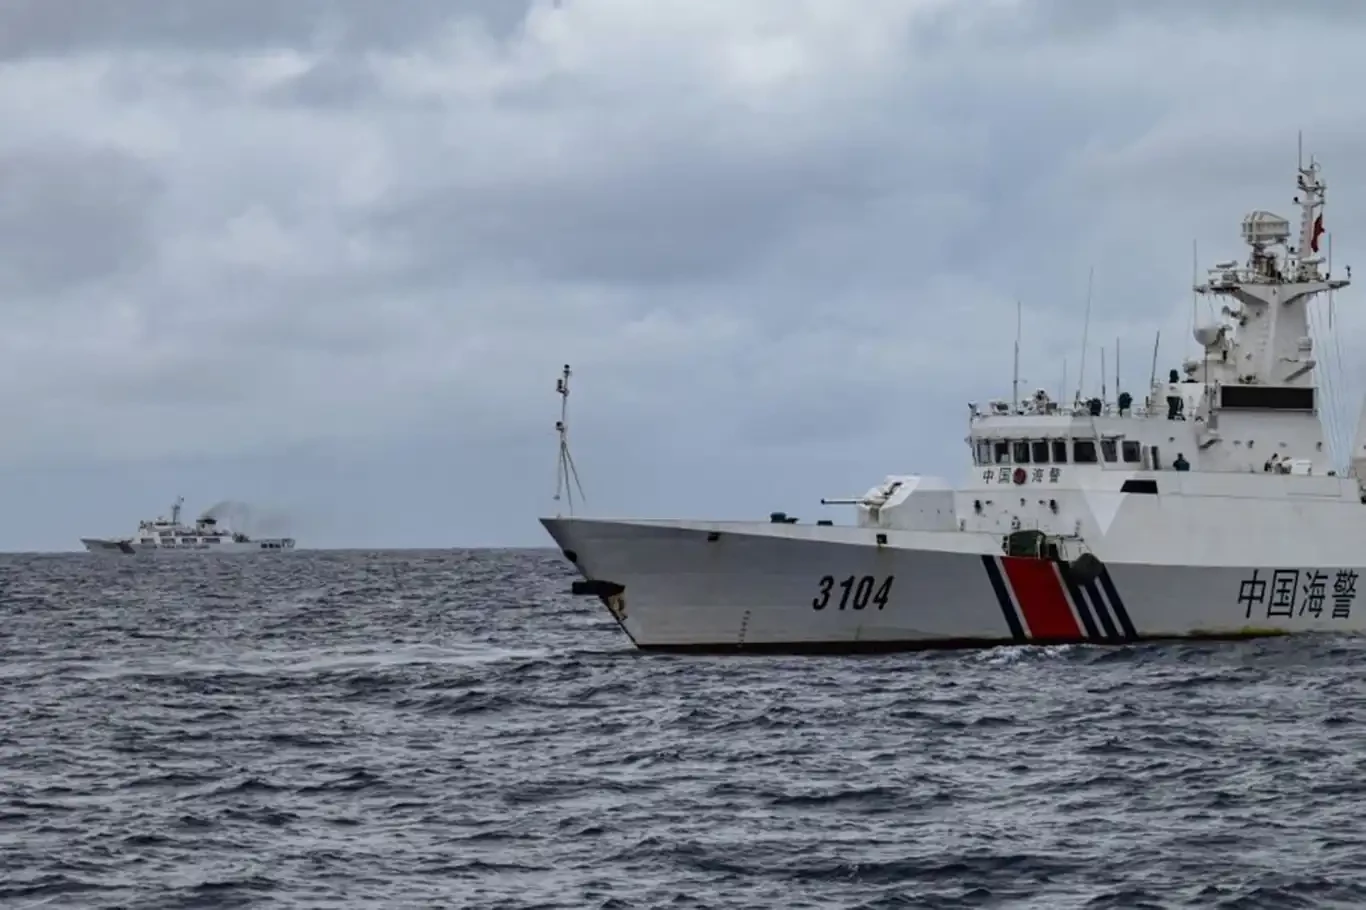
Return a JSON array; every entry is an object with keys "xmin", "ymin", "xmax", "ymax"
[{"xmin": 81, "ymin": 496, "xmax": 297, "ymax": 555}]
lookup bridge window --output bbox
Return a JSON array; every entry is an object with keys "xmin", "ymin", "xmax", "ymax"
[
  {"xmin": 1121, "ymin": 440, "xmax": 1141, "ymax": 463},
  {"xmin": 975, "ymin": 441, "xmax": 992, "ymax": 465},
  {"xmin": 1030, "ymin": 440, "xmax": 1049, "ymax": 463},
  {"xmin": 1051, "ymin": 440, "xmax": 1069, "ymax": 463},
  {"xmin": 1220, "ymin": 385, "xmax": 1314, "ymax": 411},
  {"xmin": 1012, "ymin": 440, "xmax": 1031, "ymax": 463},
  {"xmin": 1074, "ymin": 439, "xmax": 1098, "ymax": 463},
  {"xmin": 1101, "ymin": 438, "xmax": 1118, "ymax": 462},
  {"xmin": 994, "ymin": 441, "xmax": 1010, "ymax": 464}
]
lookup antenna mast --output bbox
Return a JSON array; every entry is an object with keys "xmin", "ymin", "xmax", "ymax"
[
  {"xmin": 1012, "ymin": 299, "xmax": 1021, "ymax": 413},
  {"xmin": 1328, "ymin": 231, "xmax": 1335, "ymax": 329},
  {"xmin": 553, "ymin": 364, "xmax": 586, "ymax": 517},
  {"xmin": 1148, "ymin": 330, "xmax": 1161, "ymax": 394},
  {"xmin": 1115, "ymin": 337, "xmax": 1120, "ymax": 405},
  {"xmin": 1101, "ymin": 345, "xmax": 1107, "ymax": 407},
  {"xmin": 1189, "ymin": 239, "xmax": 1199, "ymax": 359}
]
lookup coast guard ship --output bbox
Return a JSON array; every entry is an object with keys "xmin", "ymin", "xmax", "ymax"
[
  {"xmin": 81, "ymin": 496, "xmax": 296, "ymax": 555},
  {"xmin": 542, "ymin": 147, "xmax": 1361, "ymax": 652}
]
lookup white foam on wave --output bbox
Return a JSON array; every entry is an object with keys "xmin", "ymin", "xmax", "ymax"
[{"xmin": 68, "ymin": 641, "xmax": 553, "ymax": 679}]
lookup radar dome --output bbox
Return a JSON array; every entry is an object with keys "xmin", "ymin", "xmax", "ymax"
[
  {"xmin": 1194, "ymin": 324, "xmax": 1224, "ymax": 349},
  {"xmin": 1241, "ymin": 210, "xmax": 1291, "ymax": 248}
]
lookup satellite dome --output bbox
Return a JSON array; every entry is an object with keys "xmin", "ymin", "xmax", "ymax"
[{"xmin": 1194, "ymin": 324, "xmax": 1224, "ymax": 349}]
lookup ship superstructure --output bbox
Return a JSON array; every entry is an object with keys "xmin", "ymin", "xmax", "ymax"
[{"xmin": 541, "ymin": 145, "xmax": 1366, "ymax": 652}]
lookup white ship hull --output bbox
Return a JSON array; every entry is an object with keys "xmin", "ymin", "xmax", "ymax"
[
  {"xmin": 542, "ymin": 516, "xmax": 1366, "ymax": 652},
  {"xmin": 80, "ymin": 537, "xmax": 296, "ymax": 555}
]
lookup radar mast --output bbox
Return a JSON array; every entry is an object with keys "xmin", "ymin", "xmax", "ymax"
[{"xmin": 553, "ymin": 364, "xmax": 586, "ymax": 517}]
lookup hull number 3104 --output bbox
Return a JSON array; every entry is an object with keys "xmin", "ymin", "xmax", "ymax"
[{"xmin": 812, "ymin": 575, "xmax": 895, "ymax": 611}]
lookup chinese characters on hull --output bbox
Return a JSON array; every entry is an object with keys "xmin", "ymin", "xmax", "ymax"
[
  {"xmin": 1237, "ymin": 568, "xmax": 1357, "ymax": 620},
  {"xmin": 981, "ymin": 467, "xmax": 1062, "ymax": 484}
]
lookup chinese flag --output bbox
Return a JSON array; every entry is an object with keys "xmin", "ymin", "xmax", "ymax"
[{"xmin": 1311, "ymin": 213, "xmax": 1325, "ymax": 253}]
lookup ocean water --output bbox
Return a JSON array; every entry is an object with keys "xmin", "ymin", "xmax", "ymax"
[{"xmin": 3, "ymin": 548, "xmax": 1366, "ymax": 909}]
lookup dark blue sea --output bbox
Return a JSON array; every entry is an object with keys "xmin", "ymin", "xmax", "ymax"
[{"xmin": 3, "ymin": 549, "xmax": 1366, "ymax": 909}]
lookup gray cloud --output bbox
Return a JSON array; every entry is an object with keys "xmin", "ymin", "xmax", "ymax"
[
  {"xmin": 1025, "ymin": 0, "xmax": 1366, "ymax": 36},
  {"xmin": 0, "ymin": 145, "xmax": 162, "ymax": 296},
  {"xmin": 0, "ymin": 0, "xmax": 534, "ymax": 59},
  {"xmin": 264, "ymin": 57, "xmax": 386, "ymax": 109},
  {"xmin": 364, "ymin": 122, "xmax": 905, "ymax": 288}
]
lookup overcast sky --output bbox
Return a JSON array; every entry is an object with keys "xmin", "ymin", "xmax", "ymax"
[{"xmin": 1, "ymin": 0, "xmax": 1365, "ymax": 551}]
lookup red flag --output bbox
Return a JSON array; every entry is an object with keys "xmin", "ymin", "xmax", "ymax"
[{"xmin": 1311, "ymin": 213, "xmax": 1325, "ymax": 253}]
